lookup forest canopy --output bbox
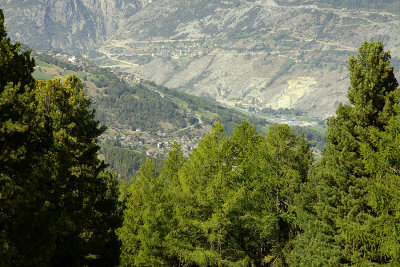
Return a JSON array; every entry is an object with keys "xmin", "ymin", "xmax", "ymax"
[{"xmin": 118, "ymin": 41, "xmax": 400, "ymax": 265}]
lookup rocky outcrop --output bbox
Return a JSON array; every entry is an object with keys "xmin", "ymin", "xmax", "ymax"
[{"xmin": 1, "ymin": 0, "xmax": 153, "ymax": 53}]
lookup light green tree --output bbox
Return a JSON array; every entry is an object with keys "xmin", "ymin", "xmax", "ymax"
[
  {"xmin": 118, "ymin": 157, "xmax": 181, "ymax": 266},
  {"xmin": 173, "ymin": 122, "xmax": 312, "ymax": 266}
]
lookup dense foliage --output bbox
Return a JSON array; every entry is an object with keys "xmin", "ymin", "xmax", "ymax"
[
  {"xmin": 0, "ymin": 10, "xmax": 121, "ymax": 266},
  {"xmin": 118, "ymin": 122, "xmax": 313, "ymax": 265},
  {"xmin": 99, "ymin": 144, "xmax": 163, "ymax": 181},
  {"xmin": 289, "ymin": 41, "xmax": 400, "ymax": 265},
  {"xmin": 292, "ymin": 126, "xmax": 326, "ymax": 151},
  {"xmin": 118, "ymin": 41, "xmax": 400, "ymax": 266}
]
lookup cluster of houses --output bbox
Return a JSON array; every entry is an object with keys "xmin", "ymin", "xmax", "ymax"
[
  {"xmin": 110, "ymin": 71, "xmax": 145, "ymax": 85},
  {"xmin": 266, "ymin": 115, "xmax": 319, "ymax": 127},
  {"xmin": 101, "ymin": 128, "xmax": 201, "ymax": 158},
  {"xmin": 36, "ymin": 50, "xmax": 86, "ymax": 69},
  {"xmin": 133, "ymin": 41, "xmax": 206, "ymax": 60}
]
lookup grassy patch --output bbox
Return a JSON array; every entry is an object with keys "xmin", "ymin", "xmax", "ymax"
[
  {"xmin": 36, "ymin": 60, "xmax": 53, "ymax": 68},
  {"xmin": 33, "ymin": 71, "xmax": 54, "ymax": 81},
  {"xmin": 197, "ymin": 108, "xmax": 217, "ymax": 120},
  {"xmin": 309, "ymin": 125, "xmax": 327, "ymax": 134},
  {"xmin": 299, "ymin": 116, "xmax": 318, "ymax": 122}
]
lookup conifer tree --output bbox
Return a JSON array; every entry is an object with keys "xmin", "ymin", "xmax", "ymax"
[
  {"xmin": 289, "ymin": 41, "xmax": 399, "ymax": 265},
  {"xmin": 172, "ymin": 122, "xmax": 312, "ymax": 265},
  {"xmin": 0, "ymin": 10, "xmax": 35, "ymax": 91},
  {"xmin": 35, "ymin": 77, "xmax": 121, "ymax": 266},
  {"xmin": 1, "ymin": 9, "xmax": 51, "ymax": 264},
  {"xmin": 118, "ymin": 121, "xmax": 312, "ymax": 266},
  {"xmin": 118, "ymin": 158, "xmax": 179, "ymax": 266},
  {"xmin": 0, "ymin": 10, "xmax": 121, "ymax": 265}
]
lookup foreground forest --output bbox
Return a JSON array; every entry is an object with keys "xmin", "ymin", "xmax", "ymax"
[
  {"xmin": 2, "ymin": 9, "xmax": 400, "ymax": 266},
  {"xmin": 118, "ymin": 36, "xmax": 400, "ymax": 264}
]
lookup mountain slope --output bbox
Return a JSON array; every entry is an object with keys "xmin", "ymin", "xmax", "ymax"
[
  {"xmin": 32, "ymin": 51, "xmax": 269, "ymax": 134},
  {"xmin": 96, "ymin": 0, "xmax": 400, "ymax": 117},
  {"xmin": 2, "ymin": 0, "xmax": 400, "ymax": 117},
  {"xmin": 1, "ymin": 0, "xmax": 153, "ymax": 53}
]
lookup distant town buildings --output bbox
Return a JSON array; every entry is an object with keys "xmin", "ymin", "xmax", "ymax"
[{"xmin": 101, "ymin": 128, "xmax": 201, "ymax": 158}]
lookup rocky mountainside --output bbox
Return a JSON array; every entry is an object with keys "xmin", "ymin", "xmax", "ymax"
[
  {"xmin": 2, "ymin": 0, "xmax": 400, "ymax": 117},
  {"xmin": 1, "ymin": 0, "xmax": 153, "ymax": 53}
]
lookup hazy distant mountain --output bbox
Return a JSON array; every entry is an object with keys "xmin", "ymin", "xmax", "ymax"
[
  {"xmin": 1, "ymin": 0, "xmax": 153, "ymax": 53},
  {"xmin": 2, "ymin": 0, "xmax": 400, "ymax": 117}
]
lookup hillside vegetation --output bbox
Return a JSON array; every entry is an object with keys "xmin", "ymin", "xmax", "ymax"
[
  {"xmin": 118, "ymin": 41, "xmax": 400, "ymax": 266},
  {"xmin": 34, "ymin": 51, "xmax": 268, "ymax": 134},
  {"xmin": 32, "ymin": 50, "xmax": 272, "ymax": 181}
]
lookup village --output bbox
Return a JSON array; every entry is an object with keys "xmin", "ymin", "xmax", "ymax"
[
  {"xmin": 32, "ymin": 50, "xmax": 325, "ymax": 159},
  {"xmin": 107, "ymin": 40, "xmax": 209, "ymax": 63},
  {"xmin": 100, "ymin": 127, "xmax": 203, "ymax": 158},
  {"xmin": 265, "ymin": 114, "xmax": 320, "ymax": 127}
]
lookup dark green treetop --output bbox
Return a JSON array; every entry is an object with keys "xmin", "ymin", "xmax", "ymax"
[
  {"xmin": 289, "ymin": 41, "xmax": 400, "ymax": 265},
  {"xmin": 0, "ymin": 9, "xmax": 121, "ymax": 265}
]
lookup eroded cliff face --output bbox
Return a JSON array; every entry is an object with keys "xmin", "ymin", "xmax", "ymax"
[
  {"xmin": 1, "ymin": 0, "xmax": 153, "ymax": 53},
  {"xmin": 80, "ymin": 0, "xmax": 154, "ymax": 36}
]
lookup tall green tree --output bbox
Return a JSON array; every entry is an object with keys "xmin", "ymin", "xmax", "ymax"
[
  {"xmin": 118, "ymin": 157, "xmax": 181, "ymax": 266},
  {"xmin": 118, "ymin": 142, "xmax": 184, "ymax": 266},
  {"xmin": 0, "ymin": 10, "xmax": 121, "ymax": 265},
  {"xmin": 0, "ymin": 10, "xmax": 35, "ymax": 91},
  {"xmin": 1, "ymin": 8, "xmax": 52, "ymax": 264},
  {"xmin": 359, "ymin": 100, "xmax": 400, "ymax": 264},
  {"xmin": 34, "ymin": 77, "xmax": 121, "ymax": 266},
  {"xmin": 289, "ymin": 41, "xmax": 400, "ymax": 265},
  {"xmin": 171, "ymin": 122, "xmax": 312, "ymax": 266},
  {"xmin": 118, "ymin": 121, "xmax": 312, "ymax": 266}
]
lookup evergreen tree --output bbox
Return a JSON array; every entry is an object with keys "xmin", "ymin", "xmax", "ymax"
[
  {"xmin": 118, "ymin": 158, "xmax": 180, "ymax": 266},
  {"xmin": 172, "ymin": 122, "xmax": 312, "ymax": 265},
  {"xmin": 0, "ymin": 10, "xmax": 35, "ymax": 91},
  {"xmin": 289, "ymin": 41, "xmax": 399, "ymax": 265},
  {"xmin": 35, "ymin": 77, "xmax": 121, "ymax": 266},
  {"xmin": 118, "ymin": 121, "xmax": 312, "ymax": 266},
  {"xmin": 1, "ymin": 9, "xmax": 53, "ymax": 264},
  {"xmin": 357, "ymin": 88, "xmax": 400, "ymax": 264},
  {"xmin": 0, "ymin": 10, "xmax": 121, "ymax": 265}
]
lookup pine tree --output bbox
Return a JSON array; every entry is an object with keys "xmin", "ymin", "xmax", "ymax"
[
  {"xmin": 1, "ymin": 9, "xmax": 52, "ymax": 264},
  {"xmin": 0, "ymin": 10, "xmax": 121, "ymax": 265},
  {"xmin": 34, "ymin": 76, "xmax": 120, "ymax": 266},
  {"xmin": 0, "ymin": 10, "xmax": 35, "ymax": 91},
  {"xmin": 289, "ymin": 41, "xmax": 399, "ymax": 265}
]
